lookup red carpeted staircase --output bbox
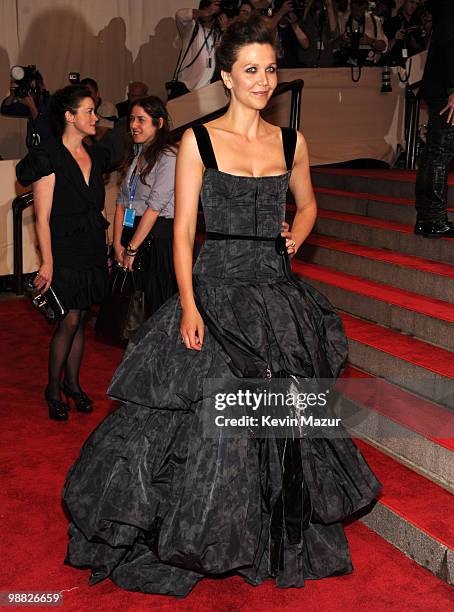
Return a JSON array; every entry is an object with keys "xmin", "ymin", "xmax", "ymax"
[{"xmin": 293, "ymin": 168, "xmax": 454, "ymax": 585}]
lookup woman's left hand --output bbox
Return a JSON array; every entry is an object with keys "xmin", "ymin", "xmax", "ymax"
[
  {"xmin": 281, "ymin": 221, "xmax": 297, "ymax": 256},
  {"xmin": 123, "ymin": 254, "xmax": 136, "ymax": 271}
]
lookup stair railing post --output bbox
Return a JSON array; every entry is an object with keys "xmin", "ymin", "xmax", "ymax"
[{"xmin": 12, "ymin": 192, "xmax": 33, "ymax": 296}]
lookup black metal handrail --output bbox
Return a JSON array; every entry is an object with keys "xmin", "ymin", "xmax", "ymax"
[
  {"xmin": 11, "ymin": 79, "xmax": 304, "ymax": 295},
  {"xmin": 12, "ymin": 191, "xmax": 34, "ymax": 295},
  {"xmin": 170, "ymin": 79, "xmax": 304, "ymax": 140},
  {"xmin": 404, "ymin": 79, "xmax": 422, "ymax": 170}
]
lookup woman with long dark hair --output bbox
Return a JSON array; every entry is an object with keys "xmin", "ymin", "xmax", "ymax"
[
  {"xmin": 112, "ymin": 95, "xmax": 178, "ymax": 316},
  {"xmin": 16, "ymin": 85, "xmax": 110, "ymax": 420},
  {"xmin": 64, "ymin": 16, "xmax": 380, "ymax": 596}
]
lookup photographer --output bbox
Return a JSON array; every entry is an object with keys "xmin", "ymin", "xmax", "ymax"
[
  {"xmin": 371, "ymin": 0, "xmax": 396, "ymax": 24},
  {"xmin": 336, "ymin": 0, "xmax": 387, "ymax": 66},
  {"xmin": 384, "ymin": 0, "xmax": 427, "ymax": 67},
  {"xmin": 170, "ymin": 1, "xmax": 227, "ymax": 100},
  {"xmin": 1, "ymin": 67, "xmax": 51, "ymax": 148},
  {"xmin": 274, "ymin": 2, "xmax": 310, "ymax": 68},
  {"xmin": 298, "ymin": 0, "xmax": 338, "ymax": 68}
]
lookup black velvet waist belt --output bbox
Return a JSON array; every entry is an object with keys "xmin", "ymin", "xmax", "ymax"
[
  {"xmin": 205, "ymin": 232, "xmax": 275, "ymax": 242},
  {"xmin": 205, "ymin": 231, "xmax": 289, "ymax": 259}
]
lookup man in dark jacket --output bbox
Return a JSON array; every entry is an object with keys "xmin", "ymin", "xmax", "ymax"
[{"xmin": 414, "ymin": 0, "xmax": 454, "ymax": 238}]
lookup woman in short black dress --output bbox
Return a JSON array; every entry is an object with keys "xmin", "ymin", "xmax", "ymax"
[
  {"xmin": 113, "ymin": 96, "xmax": 178, "ymax": 317},
  {"xmin": 16, "ymin": 85, "xmax": 110, "ymax": 421}
]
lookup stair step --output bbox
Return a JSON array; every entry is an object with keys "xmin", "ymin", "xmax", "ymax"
[
  {"xmin": 339, "ymin": 365, "xmax": 454, "ymax": 489},
  {"xmin": 292, "ymin": 260, "xmax": 454, "ymax": 351},
  {"xmin": 355, "ymin": 438, "xmax": 454, "ymax": 585},
  {"xmin": 308, "ymin": 209, "xmax": 454, "ymax": 263},
  {"xmin": 312, "ymin": 167, "xmax": 454, "ymax": 201},
  {"xmin": 313, "ymin": 185, "xmax": 454, "ymax": 225},
  {"xmin": 338, "ymin": 312, "xmax": 454, "ymax": 408},
  {"xmin": 341, "ymin": 313, "xmax": 454, "ymax": 378},
  {"xmin": 299, "ymin": 234, "xmax": 454, "ymax": 302},
  {"xmin": 343, "ymin": 366, "xmax": 454, "ymax": 451}
]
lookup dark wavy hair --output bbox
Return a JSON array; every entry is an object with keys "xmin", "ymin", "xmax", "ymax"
[
  {"xmin": 118, "ymin": 95, "xmax": 177, "ymax": 185},
  {"xmin": 49, "ymin": 85, "xmax": 94, "ymax": 139},
  {"xmin": 215, "ymin": 13, "xmax": 275, "ymax": 74}
]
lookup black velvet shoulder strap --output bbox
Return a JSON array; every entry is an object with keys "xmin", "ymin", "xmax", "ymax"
[
  {"xmin": 281, "ymin": 127, "xmax": 297, "ymax": 172},
  {"xmin": 192, "ymin": 124, "xmax": 218, "ymax": 170}
]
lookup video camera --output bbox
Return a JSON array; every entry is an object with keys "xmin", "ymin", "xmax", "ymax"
[{"xmin": 10, "ymin": 65, "xmax": 43, "ymax": 99}]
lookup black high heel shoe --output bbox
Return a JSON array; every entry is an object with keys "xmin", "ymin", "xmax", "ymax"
[
  {"xmin": 62, "ymin": 382, "xmax": 93, "ymax": 413},
  {"xmin": 45, "ymin": 386, "xmax": 69, "ymax": 421}
]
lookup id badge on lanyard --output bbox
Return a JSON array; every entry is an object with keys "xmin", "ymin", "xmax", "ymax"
[{"xmin": 124, "ymin": 165, "xmax": 140, "ymax": 227}]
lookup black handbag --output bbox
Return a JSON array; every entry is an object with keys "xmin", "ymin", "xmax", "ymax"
[
  {"xmin": 23, "ymin": 272, "xmax": 66, "ymax": 324},
  {"xmin": 95, "ymin": 265, "xmax": 146, "ymax": 346}
]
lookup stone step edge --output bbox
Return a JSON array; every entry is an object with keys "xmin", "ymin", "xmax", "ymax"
[
  {"xmin": 302, "ymin": 234, "xmax": 454, "ymax": 279},
  {"xmin": 292, "ymin": 259, "xmax": 454, "ymax": 324},
  {"xmin": 314, "ymin": 185, "xmax": 454, "ymax": 213},
  {"xmin": 288, "ymin": 205, "xmax": 454, "ymax": 242},
  {"xmin": 341, "ymin": 365, "xmax": 454, "ymax": 452},
  {"xmin": 355, "ymin": 438, "xmax": 454, "ymax": 551}
]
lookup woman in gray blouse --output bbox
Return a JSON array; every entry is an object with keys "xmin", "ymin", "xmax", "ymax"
[{"xmin": 113, "ymin": 96, "xmax": 178, "ymax": 316}]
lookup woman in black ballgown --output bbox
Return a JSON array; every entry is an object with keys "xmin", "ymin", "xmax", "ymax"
[
  {"xmin": 63, "ymin": 16, "xmax": 380, "ymax": 597},
  {"xmin": 16, "ymin": 85, "xmax": 110, "ymax": 420}
]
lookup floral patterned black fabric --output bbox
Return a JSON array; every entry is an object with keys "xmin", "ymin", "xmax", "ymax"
[{"xmin": 63, "ymin": 126, "xmax": 381, "ymax": 597}]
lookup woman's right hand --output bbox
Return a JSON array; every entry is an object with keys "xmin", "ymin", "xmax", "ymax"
[
  {"xmin": 180, "ymin": 306, "xmax": 204, "ymax": 351},
  {"xmin": 114, "ymin": 243, "xmax": 125, "ymax": 267},
  {"xmin": 34, "ymin": 262, "xmax": 53, "ymax": 292}
]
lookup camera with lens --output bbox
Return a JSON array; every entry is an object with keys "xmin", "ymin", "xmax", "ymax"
[
  {"xmin": 68, "ymin": 72, "xmax": 81, "ymax": 85},
  {"xmin": 10, "ymin": 65, "xmax": 42, "ymax": 99},
  {"xmin": 274, "ymin": 0, "xmax": 306, "ymax": 18},
  {"xmin": 220, "ymin": 0, "xmax": 239, "ymax": 17},
  {"xmin": 336, "ymin": 27, "xmax": 370, "ymax": 66},
  {"xmin": 349, "ymin": 29, "xmax": 363, "ymax": 57},
  {"xmin": 403, "ymin": 24, "xmax": 426, "ymax": 40}
]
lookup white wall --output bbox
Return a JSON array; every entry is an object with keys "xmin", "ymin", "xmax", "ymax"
[{"xmin": 0, "ymin": 0, "xmax": 198, "ymax": 160}]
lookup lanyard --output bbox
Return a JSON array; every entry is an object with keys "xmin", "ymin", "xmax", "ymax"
[
  {"xmin": 201, "ymin": 24, "xmax": 215, "ymax": 56},
  {"xmin": 127, "ymin": 159, "xmax": 141, "ymax": 209}
]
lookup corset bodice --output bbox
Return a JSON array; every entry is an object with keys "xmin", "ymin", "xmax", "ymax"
[
  {"xmin": 193, "ymin": 169, "xmax": 290, "ymax": 281},
  {"xmin": 191, "ymin": 124, "xmax": 297, "ymax": 283}
]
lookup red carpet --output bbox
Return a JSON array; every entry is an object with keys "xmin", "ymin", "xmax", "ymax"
[{"xmin": 0, "ymin": 298, "xmax": 453, "ymax": 611}]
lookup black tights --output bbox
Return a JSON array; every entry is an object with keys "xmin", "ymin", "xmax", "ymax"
[{"xmin": 47, "ymin": 309, "xmax": 89, "ymax": 400}]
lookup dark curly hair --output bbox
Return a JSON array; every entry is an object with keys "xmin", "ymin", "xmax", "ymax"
[
  {"xmin": 48, "ymin": 85, "xmax": 94, "ymax": 139},
  {"xmin": 215, "ymin": 13, "xmax": 275, "ymax": 74},
  {"xmin": 118, "ymin": 95, "xmax": 177, "ymax": 185}
]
